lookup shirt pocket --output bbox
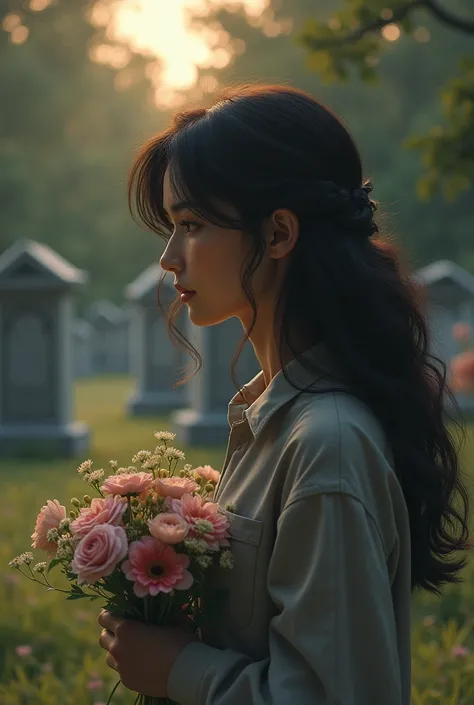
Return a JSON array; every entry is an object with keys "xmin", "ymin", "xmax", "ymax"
[{"xmin": 219, "ymin": 509, "xmax": 263, "ymax": 631}]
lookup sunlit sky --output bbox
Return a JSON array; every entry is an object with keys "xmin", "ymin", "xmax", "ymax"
[{"xmin": 98, "ymin": 0, "xmax": 272, "ymax": 106}]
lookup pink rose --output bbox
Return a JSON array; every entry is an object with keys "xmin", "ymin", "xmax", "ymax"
[
  {"xmin": 122, "ymin": 536, "xmax": 193, "ymax": 597},
  {"xmin": 100, "ymin": 472, "xmax": 154, "ymax": 497},
  {"xmin": 194, "ymin": 465, "xmax": 220, "ymax": 484},
  {"xmin": 148, "ymin": 513, "xmax": 189, "ymax": 544},
  {"xmin": 31, "ymin": 500, "xmax": 66, "ymax": 555},
  {"xmin": 155, "ymin": 477, "xmax": 199, "ymax": 499},
  {"xmin": 70, "ymin": 496, "xmax": 127, "ymax": 538},
  {"xmin": 71, "ymin": 524, "xmax": 128, "ymax": 584},
  {"xmin": 168, "ymin": 494, "xmax": 231, "ymax": 551}
]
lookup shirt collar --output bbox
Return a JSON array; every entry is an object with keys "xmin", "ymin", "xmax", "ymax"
[{"xmin": 227, "ymin": 341, "xmax": 346, "ymax": 438}]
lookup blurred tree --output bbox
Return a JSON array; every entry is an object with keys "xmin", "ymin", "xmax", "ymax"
[
  {"xmin": 298, "ymin": 0, "xmax": 474, "ymax": 201},
  {"xmin": 0, "ymin": 0, "xmax": 165, "ymax": 306}
]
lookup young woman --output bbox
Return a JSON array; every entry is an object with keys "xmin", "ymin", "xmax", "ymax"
[{"xmin": 98, "ymin": 84, "xmax": 471, "ymax": 704}]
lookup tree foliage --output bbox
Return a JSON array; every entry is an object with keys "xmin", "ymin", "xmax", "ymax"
[
  {"xmin": 0, "ymin": 0, "xmax": 164, "ymax": 305},
  {"xmin": 298, "ymin": 0, "xmax": 474, "ymax": 200}
]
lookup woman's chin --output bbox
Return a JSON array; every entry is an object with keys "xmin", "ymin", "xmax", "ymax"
[
  {"xmin": 188, "ymin": 305, "xmax": 233, "ymax": 328},
  {"xmin": 188, "ymin": 306, "xmax": 216, "ymax": 327}
]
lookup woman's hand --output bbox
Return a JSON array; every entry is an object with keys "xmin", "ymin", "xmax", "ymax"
[{"xmin": 98, "ymin": 610, "xmax": 198, "ymax": 698}]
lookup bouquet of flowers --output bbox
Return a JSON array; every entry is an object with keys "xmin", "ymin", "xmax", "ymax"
[{"xmin": 9, "ymin": 431, "xmax": 233, "ymax": 705}]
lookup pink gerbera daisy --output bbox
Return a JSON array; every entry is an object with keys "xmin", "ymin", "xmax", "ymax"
[
  {"xmin": 168, "ymin": 493, "xmax": 231, "ymax": 551},
  {"xmin": 121, "ymin": 536, "xmax": 193, "ymax": 597}
]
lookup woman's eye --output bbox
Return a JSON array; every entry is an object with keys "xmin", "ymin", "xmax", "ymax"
[{"xmin": 178, "ymin": 219, "xmax": 200, "ymax": 234}]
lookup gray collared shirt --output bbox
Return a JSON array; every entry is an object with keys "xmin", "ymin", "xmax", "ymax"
[{"xmin": 168, "ymin": 343, "xmax": 412, "ymax": 705}]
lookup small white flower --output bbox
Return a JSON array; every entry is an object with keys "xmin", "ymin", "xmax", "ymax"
[
  {"xmin": 132, "ymin": 450, "xmax": 152, "ymax": 464},
  {"xmin": 33, "ymin": 562, "xmax": 47, "ymax": 573},
  {"xmin": 143, "ymin": 455, "xmax": 160, "ymax": 470},
  {"xmin": 56, "ymin": 543, "xmax": 74, "ymax": 559},
  {"xmin": 46, "ymin": 528, "xmax": 59, "ymax": 543},
  {"xmin": 115, "ymin": 466, "xmax": 135, "ymax": 476},
  {"xmin": 194, "ymin": 519, "xmax": 214, "ymax": 535},
  {"xmin": 85, "ymin": 469, "xmax": 105, "ymax": 484},
  {"xmin": 58, "ymin": 518, "xmax": 71, "ymax": 532},
  {"xmin": 164, "ymin": 447, "xmax": 186, "ymax": 461},
  {"xmin": 184, "ymin": 538, "xmax": 209, "ymax": 554},
  {"xmin": 77, "ymin": 459, "xmax": 93, "ymax": 475},
  {"xmin": 10, "ymin": 552, "xmax": 34, "ymax": 567},
  {"xmin": 109, "ymin": 460, "xmax": 118, "ymax": 470},
  {"xmin": 196, "ymin": 555, "xmax": 213, "ymax": 569},
  {"xmin": 154, "ymin": 431, "xmax": 176, "ymax": 442},
  {"xmin": 219, "ymin": 550, "xmax": 234, "ymax": 569}
]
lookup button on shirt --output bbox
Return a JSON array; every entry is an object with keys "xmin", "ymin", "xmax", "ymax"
[{"xmin": 168, "ymin": 342, "xmax": 412, "ymax": 705}]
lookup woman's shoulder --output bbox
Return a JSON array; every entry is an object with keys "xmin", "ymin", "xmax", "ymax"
[
  {"xmin": 284, "ymin": 387, "xmax": 392, "ymax": 464},
  {"xmin": 278, "ymin": 390, "xmax": 407, "ymax": 551}
]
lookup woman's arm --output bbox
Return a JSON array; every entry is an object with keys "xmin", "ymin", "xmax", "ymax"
[{"xmin": 167, "ymin": 492, "xmax": 405, "ymax": 705}]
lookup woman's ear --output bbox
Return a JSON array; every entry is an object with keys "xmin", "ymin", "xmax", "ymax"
[{"xmin": 263, "ymin": 209, "xmax": 299, "ymax": 259}]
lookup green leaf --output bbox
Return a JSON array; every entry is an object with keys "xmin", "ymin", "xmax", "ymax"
[
  {"xmin": 66, "ymin": 592, "xmax": 99, "ymax": 601},
  {"xmin": 46, "ymin": 558, "xmax": 63, "ymax": 575}
]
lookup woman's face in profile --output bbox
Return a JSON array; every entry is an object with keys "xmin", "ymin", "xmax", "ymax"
[{"xmin": 159, "ymin": 167, "xmax": 274, "ymax": 329}]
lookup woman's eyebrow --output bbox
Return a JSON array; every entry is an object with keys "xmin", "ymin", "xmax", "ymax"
[{"xmin": 168, "ymin": 200, "xmax": 193, "ymax": 214}]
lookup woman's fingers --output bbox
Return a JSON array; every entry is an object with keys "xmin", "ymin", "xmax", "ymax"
[
  {"xmin": 99, "ymin": 627, "xmax": 114, "ymax": 651},
  {"xmin": 106, "ymin": 652, "xmax": 119, "ymax": 672}
]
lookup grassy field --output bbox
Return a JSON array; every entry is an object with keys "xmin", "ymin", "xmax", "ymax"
[{"xmin": 1, "ymin": 376, "xmax": 474, "ymax": 704}]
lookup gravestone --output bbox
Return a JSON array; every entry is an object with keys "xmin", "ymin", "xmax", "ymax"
[
  {"xmin": 86, "ymin": 300, "xmax": 130, "ymax": 375},
  {"xmin": 171, "ymin": 316, "xmax": 260, "ymax": 446},
  {"xmin": 74, "ymin": 318, "xmax": 93, "ymax": 378},
  {"xmin": 125, "ymin": 265, "xmax": 187, "ymax": 415},
  {"xmin": 415, "ymin": 259, "xmax": 474, "ymax": 420},
  {"xmin": 0, "ymin": 239, "xmax": 90, "ymax": 457}
]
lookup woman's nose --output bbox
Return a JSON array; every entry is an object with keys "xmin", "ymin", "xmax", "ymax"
[{"xmin": 160, "ymin": 246, "xmax": 182, "ymax": 274}]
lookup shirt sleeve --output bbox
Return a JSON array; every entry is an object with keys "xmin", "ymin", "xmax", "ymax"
[{"xmin": 167, "ymin": 492, "xmax": 404, "ymax": 705}]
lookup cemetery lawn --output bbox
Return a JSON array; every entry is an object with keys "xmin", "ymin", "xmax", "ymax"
[{"xmin": 0, "ymin": 375, "xmax": 474, "ymax": 704}]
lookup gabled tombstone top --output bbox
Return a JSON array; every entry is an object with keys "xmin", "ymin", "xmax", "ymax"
[
  {"xmin": 414, "ymin": 260, "xmax": 474, "ymax": 307},
  {"xmin": 0, "ymin": 239, "xmax": 87, "ymax": 291},
  {"xmin": 125, "ymin": 264, "xmax": 174, "ymax": 304},
  {"xmin": 86, "ymin": 300, "xmax": 127, "ymax": 326}
]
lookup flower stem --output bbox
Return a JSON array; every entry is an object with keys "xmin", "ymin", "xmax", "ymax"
[
  {"xmin": 18, "ymin": 568, "xmax": 70, "ymax": 594},
  {"xmin": 105, "ymin": 678, "xmax": 122, "ymax": 705}
]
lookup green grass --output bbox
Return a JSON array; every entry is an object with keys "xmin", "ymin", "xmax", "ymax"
[
  {"xmin": 74, "ymin": 375, "xmax": 226, "ymax": 468},
  {"xmin": 1, "ymin": 376, "xmax": 474, "ymax": 704},
  {"xmin": 0, "ymin": 376, "xmax": 226, "ymax": 549}
]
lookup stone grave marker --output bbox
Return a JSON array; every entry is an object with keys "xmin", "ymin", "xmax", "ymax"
[
  {"xmin": 74, "ymin": 318, "xmax": 93, "ymax": 378},
  {"xmin": 86, "ymin": 300, "xmax": 130, "ymax": 375},
  {"xmin": 415, "ymin": 259, "xmax": 474, "ymax": 420},
  {"xmin": 125, "ymin": 265, "xmax": 187, "ymax": 415},
  {"xmin": 0, "ymin": 239, "xmax": 90, "ymax": 457}
]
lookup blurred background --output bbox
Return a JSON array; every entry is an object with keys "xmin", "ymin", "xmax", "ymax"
[
  {"xmin": 1, "ymin": 0, "xmax": 474, "ymax": 307},
  {"xmin": 1, "ymin": 1, "xmax": 474, "ymax": 703}
]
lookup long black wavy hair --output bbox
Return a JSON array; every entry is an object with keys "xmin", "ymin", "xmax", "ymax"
[{"xmin": 128, "ymin": 83, "xmax": 471, "ymax": 595}]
